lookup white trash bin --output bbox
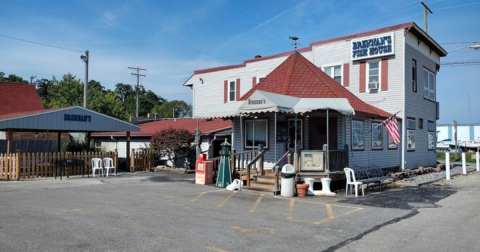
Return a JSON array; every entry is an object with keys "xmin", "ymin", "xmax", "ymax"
[{"xmin": 281, "ymin": 164, "xmax": 296, "ymax": 197}]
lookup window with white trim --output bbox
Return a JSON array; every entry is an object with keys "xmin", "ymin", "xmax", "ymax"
[
  {"xmin": 423, "ymin": 68, "xmax": 435, "ymax": 101},
  {"xmin": 228, "ymin": 80, "xmax": 236, "ymax": 102},
  {"xmin": 407, "ymin": 118, "xmax": 416, "ymax": 129},
  {"xmin": 367, "ymin": 60, "xmax": 380, "ymax": 85},
  {"xmin": 323, "ymin": 65, "xmax": 342, "ymax": 84},
  {"xmin": 428, "ymin": 120, "xmax": 435, "ymax": 150},
  {"xmin": 352, "ymin": 120, "xmax": 364, "ymax": 150},
  {"xmin": 245, "ymin": 119, "xmax": 268, "ymax": 148},
  {"xmin": 388, "ymin": 133, "xmax": 398, "ymax": 149},
  {"xmin": 412, "ymin": 59, "xmax": 417, "ymax": 92},
  {"xmin": 407, "ymin": 130, "xmax": 415, "ymax": 150},
  {"xmin": 372, "ymin": 122, "xmax": 383, "ymax": 149}
]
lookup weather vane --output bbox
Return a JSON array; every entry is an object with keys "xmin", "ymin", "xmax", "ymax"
[{"xmin": 289, "ymin": 36, "xmax": 299, "ymax": 50}]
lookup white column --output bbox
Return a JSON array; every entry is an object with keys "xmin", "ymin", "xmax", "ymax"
[
  {"xmin": 476, "ymin": 152, "xmax": 479, "ymax": 172},
  {"xmin": 462, "ymin": 153, "xmax": 466, "ymax": 175},
  {"xmin": 445, "ymin": 152, "xmax": 450, "ymax": 180}
]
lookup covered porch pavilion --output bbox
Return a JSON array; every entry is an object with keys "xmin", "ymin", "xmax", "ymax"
[{"xmin": 0, "ymin": 106, "xmax": 140, "ymax": 180}]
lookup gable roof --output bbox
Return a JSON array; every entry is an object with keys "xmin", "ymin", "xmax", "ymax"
[
  {"xmin": 186, "ymin": 22, "xmax": 446, "ymax": 78},
  {"xmin": 92, "ymin": 118, "xmax": 232, "ymax": 137},
  {"xmin": 0, "ymin": 82, "xmax": 44, "ymax": 115},
  {"xmin": 239, "ymin": 52, "xmax": 391, "ymax": 118}
]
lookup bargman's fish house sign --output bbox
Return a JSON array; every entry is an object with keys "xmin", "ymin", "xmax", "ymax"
[
  {"xmin": 64, "ymin": 114, "xmax": 92, "ymax": 122},
  {"xmin": 351, "ymin": 33, "xmax": 395, "ymax": 60}
]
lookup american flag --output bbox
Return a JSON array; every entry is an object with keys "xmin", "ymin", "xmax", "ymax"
[{"xmin": 382, "ymin": 114, "xmax": 400, "ymax": 144}]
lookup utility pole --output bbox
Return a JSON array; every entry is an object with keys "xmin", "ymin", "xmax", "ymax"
[
  {"xmin": 421, "ymin": 2, "xmax": 433, "ymax": 33},
  {"xmin": 128, "ymin": 67, "xmax": 146, "ymax": 117},
  {"xmin": 81, "ymin": 50, "xmax": 89, "ymax": 108},
  {"xmin": 30, "ymin": 75, "xmax": 36, "ymax": 85}
]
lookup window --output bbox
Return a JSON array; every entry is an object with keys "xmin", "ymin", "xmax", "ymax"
[
  {"xmin": 367, "ymin": 61, "xmax": 380, "ymax": 84},
  {"xmin": 428, "ymin": 120, "xmax": 435, "ymax": 150},
  {"xmin": 245, "ymin": 119, "xmax": 268, "ymax": 148},
  {"xmin": 372, "ymin": 122, "xmax": 383, "ymax": 149},
  {"xmin": 428, "ymin": 132, "xmax": 435, "ymax": 150},
  {"xmin": 419, "ymin": 118, "xmax": 423, "ymax": 129},
  {"xmin": 412, "ymin": 59, "xmax": 417, "ymax": 92},
  {"xmin": 258, "ymin": 76, "xmax": 265, "ymax": 83},
  {"xmin": 229, "ymin": 80, "xmax": 236, "ymax": 101},
  {"xmin": 352, "ymin": 120, "xmax": 364, "ymax": 150},
  {"xmin": 427, "ymin": 121, "xmax": 435, "ymax": 132},
  {"xmin": 288, "ymin": 118, "xmax": 303, "ymax": 149},
  {"xmin": 407, "ymin": 130, "xmax": 415, "ymax": 150},
  {"xmin": 388, "ymin": 133, "xmax": 398, "ymax": 149},
  {"xmin": 407, "ymin": 118, "xmax": 416, "ymax": 129},
  {"xmin": 323, "ymin": 65, "xmax": 342, "ymax": 84},
  {"xmin": 423, "ymin": 68, "xmax": 435, "ymax": 101}
]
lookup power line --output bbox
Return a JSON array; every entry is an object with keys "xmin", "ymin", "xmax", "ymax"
[
  {"xmin": 441, "ymin": 41, "xmax": 480, "ymax": 45},
  {"xmin": 0, "ymin": 33, "xmax": 83, "ymax": 53},
  {"xmin": 128, "ymin": 67, "xmax": 146, "ymax": 117}
]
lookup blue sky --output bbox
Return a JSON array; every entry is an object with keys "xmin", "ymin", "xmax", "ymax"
[{"xmin": 0, "ymin": 0, "xmax": 479, "ymax": 124}]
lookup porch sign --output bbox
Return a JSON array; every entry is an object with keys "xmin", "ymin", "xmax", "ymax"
[{"xmin": 300, "ymin": 150, "xmax": 325, "ymax": 172}]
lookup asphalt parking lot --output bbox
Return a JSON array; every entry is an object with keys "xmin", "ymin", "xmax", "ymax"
[{"xmin": 1, "ymin": 169, "xmax": 479, "ymax": 252}]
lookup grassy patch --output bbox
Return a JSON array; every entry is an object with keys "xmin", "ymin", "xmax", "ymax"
[{"xmin": 436, "ymin": 152, "xmax": 478, "ymax": 163}]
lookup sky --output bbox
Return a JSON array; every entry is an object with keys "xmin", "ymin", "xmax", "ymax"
[{"xmin": 0, "ymin": 0, "xmax": 479, "ymax": 124}]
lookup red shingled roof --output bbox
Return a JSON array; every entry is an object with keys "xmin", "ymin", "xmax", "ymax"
[
  {"xmin": 239, "ymin": 52, "xmax": 391, "ymax": 118},
  {"xmin": 0, "ymin": 82, "xmax": 44, "ymax": 115},
  {"xmin": 92, "ymin": 118, "xmax": 231, "ymax": 137}
]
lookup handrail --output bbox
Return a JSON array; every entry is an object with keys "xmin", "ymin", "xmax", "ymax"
[
  {"xmin": 246, "ymin": 149, "xmax": 267, "ymax": 186},
  {"xmin": 273, "ymin": 149, "xmax": 292, "ymax": 174},
  {"xmin": 274, "ymin": 149, "xmax": 292, "ymax": 193}
]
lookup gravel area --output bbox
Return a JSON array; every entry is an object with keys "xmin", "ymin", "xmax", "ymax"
[{"xmin": 396, "ymin": 164, "xmax": 478, "ymax": 186}]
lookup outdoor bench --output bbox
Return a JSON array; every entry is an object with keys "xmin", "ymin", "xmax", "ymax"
[{"xmin": 352, "ymin": 165, "xmax": 392, "ymax": 191}]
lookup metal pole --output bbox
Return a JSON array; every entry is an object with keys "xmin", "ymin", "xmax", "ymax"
[
  {"xmin": 445, "ymin": 152, "xmax": 450, "ymax": 180},
  {"xmin": 274, "ymin": 112, "xmax": 277, "ymax": 163},
  {"xmin": 81, "ymin": 50, "xmax": 89, "ymax": 108},
  {"xmin": 326, "ymin": 109, "xmax": 329, "ymax": 172}
]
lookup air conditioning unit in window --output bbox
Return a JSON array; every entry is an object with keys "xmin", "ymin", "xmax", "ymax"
[{"xmin": 368, "ymin": 82, "xmax": 379, "ymax": 91}]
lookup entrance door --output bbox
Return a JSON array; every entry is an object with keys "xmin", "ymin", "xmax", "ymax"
[{"xmin": 308, "ymin": 117, "xmax": 338, "ymax": 150}]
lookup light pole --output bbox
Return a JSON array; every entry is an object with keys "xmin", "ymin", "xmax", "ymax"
[
  {"xmin": 80, "ymin": 50, "xmax": 89, "ymax": 108},
  {"xmin": 448, "ymin": 44, "xmax": 480, "ymax": 53}
]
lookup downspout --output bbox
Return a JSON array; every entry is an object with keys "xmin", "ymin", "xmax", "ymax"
[{"xmin": 401, "ymin": 30, "xmax": 407, "ymax": 170}]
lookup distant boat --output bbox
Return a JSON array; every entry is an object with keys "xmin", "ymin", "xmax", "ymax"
[
  {"xmin": 436, "ymin": 139, "xmax": 452, "ymax": 152},
  {"xmin": 459, "ymin": 138, "xmax": 480, "ymax": 152}
]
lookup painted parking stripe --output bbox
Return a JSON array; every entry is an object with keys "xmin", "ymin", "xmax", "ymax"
[
  {"xmin": 287, "ymin": 199, "xmax": 295, "ymax": 220},
  {"xmin": 326, "ymin": 204, "xmax": 335, "ymax": 219},
  {"xmin": 249, "ymin": 194, "xmax": 264, "ymax": 213},
  {"xmin": 191, "ymin": 192, "xmax": 206, "ymax": 202},
  {"xmin": 218, "ymin": 191, "xmax": 236, "ymax": 207}
]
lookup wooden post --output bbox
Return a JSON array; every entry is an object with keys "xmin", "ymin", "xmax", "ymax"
[
  {"xmin": 230, "ymin": 149, "xmax": 235, "ymax": 179},
  {"xmin": 57, "ymin": 132, "xmax": 62, "ymax": 152},
  {"xmin": 16, "ymin": 151, "xmax": 20, "ymax": 180},
  {"xmin": 258, "ymin": 144, "xmax": 264, "ymax": 176},
  {"xmin": 6, "ymin": 129, "xmax": 13, "ymax": 157},
  {"xmin": 131, "ymin": 148, "xmax": 135, "ymax": 172},
  {"xmin": 86, "ymin": 132, "xmax": 91, "ymax": 152},
  {"xmin": 126, "ymin": 131, "xmax": 131, "ymax": 172}
]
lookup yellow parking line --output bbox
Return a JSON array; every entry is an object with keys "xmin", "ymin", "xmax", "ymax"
[
  {"xmin": 287, "ymin": 199, "xmax": 295, "ymax": 220},
  {"xmin": 218, "ymin": 191, "xmax": 236, "ymax": 207},
  {"xmin": 163, "ymin": 189, "xmax": 222, "ymax": 199},
  {"xmin": 249, "ymin": 194, "xmax": 264, "ymax": 213},
  {"xmin": 191, "ymin": 192, "xmax": 206, "ymax": 202},
  {"xmin": 326, "ymin": 204, "xmax": 335, "ymax": 219}
]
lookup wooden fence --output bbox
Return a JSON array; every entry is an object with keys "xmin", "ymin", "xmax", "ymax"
[
  {"xmin": 0, "ymin": 151, "xmax": 117, "ymax": 180},
  {"xmin": 130, "ymin": 149, "xmax": 155, "ymax": 172}
]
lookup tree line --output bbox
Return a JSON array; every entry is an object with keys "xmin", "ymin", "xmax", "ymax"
[{"xmin": 1, "ymin": 72, "xmax": 192, "ymax": 121}]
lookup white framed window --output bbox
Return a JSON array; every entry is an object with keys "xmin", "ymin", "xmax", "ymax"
[
  {"xmin": 228, "ymin": 80, "xmax": 236, "ymax": 102},
  {"xmin": 372, "ymin": 122, "xmax": 383, "ymax": 149},
  {"xmin": 323, "ymin": 65, "xmax": 342, "ymax": 84},
  {"xmin": 288, "ymin": 118, "xmax": 303, "ymax": 149},
  {"xmin": 428, "ymin": 132, "xmax": 435, "ymax": 150},
  {"xmin": 423, "ymin": 68, "xmax": 435, "ymax": 101},
  {"xmin": 352, "ymin": 120, "xmax": 364, "ymax": 150},
  {"xmin": 407, "ymin": 118, "xmax": 416, "ymax": 129},
  {"xmin": 407, "ymin": 130, "xmax": 416, "ymax": 150},
  {"xmin": 412, "ymin": 59, "xmax": 417, "ymax": 92},
  {"xmin": 367, "ymin": 60, "xmax": 380, "ymax": 92},
  {"xmin": 245, "ymin": 119, "xmax": 268, "ymax": 148},
  {"xmin": 388, "ymin": 133, "xmax": 398, "ymax": 149}
]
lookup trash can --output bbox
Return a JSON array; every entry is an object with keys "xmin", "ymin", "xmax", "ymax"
[{"xmin": 281, "ymin": 164, "xmax": 296, "ymax": 197}]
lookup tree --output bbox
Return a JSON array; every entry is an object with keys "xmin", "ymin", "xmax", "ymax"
[
  {"xmin": 155, "ymin": 100, "xmax": 192, "ymax": 118},
  {"xmin": 150, "ymin": 128, "xmax": 193, "ymax": 168}
]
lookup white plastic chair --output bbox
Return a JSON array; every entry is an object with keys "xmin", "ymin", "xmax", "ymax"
[
  {"xmin": 103, "ymin": 157, "xmax": 116, "ymax": 177},
  {"xmin": 91, "ymin": 158, "xmax": 104, "ymax": 177},
  {"xmin": 344, "ymin": 167, "xmax": 364, "ymax": 197}
]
